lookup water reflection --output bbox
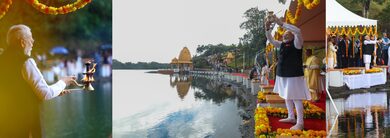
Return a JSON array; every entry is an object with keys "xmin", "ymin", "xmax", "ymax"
[
  {"xmin": 170, "ymin": 75, "xmax": 192, "ymax": 99},
  {"xmin": 192, "ymin": 76, "xmax": 237, "ymax": 105},
  {"xmin": 113, "ymin": 70, "xmax": 247, "ymax": 138},
  {"xmin": 41, "ymin": 80, "xmax": 112, "ymax": 137},
  {"xmin": 329, "ymin": 92, "xmax": 390, "ymax": 137}
]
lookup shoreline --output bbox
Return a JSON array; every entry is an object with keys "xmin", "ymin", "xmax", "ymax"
[
  {"xmin": 192, "ymin": 72, "xmax": 255, "ymax": 138},
  {"xmin": 328, "ymin": 78, "xmax": 390, "ymax": 99}
]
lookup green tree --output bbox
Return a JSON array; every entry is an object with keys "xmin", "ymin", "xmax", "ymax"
[
  {"xmin": 239, "ymin": 7, "xmax": 267, "ymax": 68},
  {"xmin": 337, "ymin": 0, "xmax": 386, "ymax": 18}
]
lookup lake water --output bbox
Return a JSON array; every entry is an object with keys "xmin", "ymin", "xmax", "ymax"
[
  {"xmin": 41, "ymin": 79, "xmax": 112, "ymax": 137},
  {"xmin": 113, "ymin": 70, "xmax": 245, "ymax": 138},
  {"xmin": 329, "ymin": 92, "xmax": 390, "ymax": 137}
]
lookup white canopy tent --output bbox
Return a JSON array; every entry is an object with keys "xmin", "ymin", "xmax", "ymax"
[{"xmin": 326, "ymin": 0, "xmax": 377, "ymax": 27}]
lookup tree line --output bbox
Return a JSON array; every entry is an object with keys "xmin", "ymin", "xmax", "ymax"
[
  {"xmin": 193, "ymin": 7, "xmax": 267, "ymax": 70},
  {"xmin": 337, "ymin": 0, "xmax": 390, "ymax": 33},
  {"xmin": 113, "ymin": 59, "xmax": 170, "ymax": 69}
]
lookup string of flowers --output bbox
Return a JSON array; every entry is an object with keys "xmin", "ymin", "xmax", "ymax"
[
  {"xmin": 343, "ymin": 69, "xmax": 362, "ymax": 75},
  {"xmin": 27, "ymin": 0, "xmax": 92, "ymax": 15},
  {"xmin": 285, "ymin": 2, "xmax": 302, "ymax": 24},
  {"xmin": 254, "ymin": 107, "xmax": 272, "ymax": 137},
  {"xmin": 0, "ymin": 0, "xmax": 12, "ymax": 19},
  {"xmin": 365, "ymin": 68, "xmax": 382, "ymax": 73},
  {"xmin": 302, "ymin": 0, "xmax": 320, "ymax": 10},
  {"xmin": 327, "ymin": 26, "xmax": 377, "ymax": 36},
  {"xmin": 264, "ymin": 101, "xmax": 325, "ymax": 119},
  {"xmin": 276, "ymin": 128, "xmax": 326, "ymax": 137}
]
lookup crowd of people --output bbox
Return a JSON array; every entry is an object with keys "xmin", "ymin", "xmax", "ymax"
[
  {"xmin": 327, "ymin": 33, "xmax": 390, "ymax": 70},
  {"xmin": 36, "ymin": 50, "xmax": 112, "ymax": 84}
]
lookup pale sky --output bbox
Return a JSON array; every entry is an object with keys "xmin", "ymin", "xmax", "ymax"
[{"xmin": 113, "ymin": 0, "xmax": 288, "ymax": 63}]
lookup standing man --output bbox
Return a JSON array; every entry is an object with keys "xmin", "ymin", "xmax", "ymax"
[
  {"xmin": 327, "ymin": 36, "xmax": 337, "ymax": 69},
  {"xmin": 362, "ymin": 35, "xmax": 377, "ymax": 70},
  {"xmin": 336, "ymin": 36, "xmax": 344, "ymax": 68},
  {"xmin": 338, "ymin": 35, "xmax": 348, "ymax": 68},
  {"xmin": 0, "ymin": 24, "xmax": 76, "ymax": 137},
  {"xmin": 353, "ymin": 37, "xmax": 361, "ymax": 67},
  {"xmin": 265, "ymin": 15, "xmax": 311, "ymax": 130},
  {"xmin": 304, "ymin": 49, "xmax": 321, "ymax": 101},
  {"xmin": 382, "ymin": 33, "xmax": 389, "ymax": 65},
  {"xmin": 345, "ymin": 36, "xmax": 354, "ymax": 67},
  {"xmin": 376, "ymin": 38, "xmax": 383, "ymax": 65}
]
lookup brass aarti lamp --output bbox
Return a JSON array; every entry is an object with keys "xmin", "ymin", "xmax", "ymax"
[
  {"xmin": 81, "ymin": 61, "xmax": 96, "ymax": 91},
  {"xmin": 65, "ymin": 60, "xmax": 97, "ymax": 92}
]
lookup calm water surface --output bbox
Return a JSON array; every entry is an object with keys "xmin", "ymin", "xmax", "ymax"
[
  {"xmin": 42, "ymin": 79, "xmax": 112, "ymax": 137},
  {"xmin": 329, "ymin": 92, "xmax": 390, "ymax": 137},
  {"xmin": 113, "ymin": 70, "xmax": 245, "ymax": 138}
]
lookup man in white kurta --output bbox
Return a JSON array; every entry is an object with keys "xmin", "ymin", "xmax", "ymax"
[
  {"xmin": 363, "ymin": 35, "xmax": 377, "ymax": 70},
  {"xmin": 327, "ymin": 37, "xmax": 337, "ymax": 69},
  {"xmin": 265, "ymin": 17, "xmax": 311, "ymax": 130},
  {"xmin": 0, "ymin": 24, "xmax": 76, "ymax": 137}
]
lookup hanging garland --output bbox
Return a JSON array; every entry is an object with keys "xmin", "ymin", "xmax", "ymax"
[
  {"xmin": 302, "ymin": 0, "xmax": 320, "ymax": 10},
  {"xmin": 28, "ymin": 0, "xmax": 92, "ymax": 15},
  {"xmin": 0, "ymin": 0, "xmax": 12, "ymax": 19},
  {"xmin": 285, "ymin": 3, "xmax": 302, "ymax": 25},
  {"xmin": 0, "ymin": 0, "xmax": 92, "ymax": 20},
  {"xmin": 285, "ymin": 0, "xmax": 320, "ymax": 25},
  {"xmin": 265, "ymin": 43, "xmax": 274, "ymax": 54},
  {"xmin": 267, "ymin": 0, "xmax": 321, "ymax": 38},
  {"xmin": 327, "ymin": 26, "xmax": 377, "ymax": 36}
]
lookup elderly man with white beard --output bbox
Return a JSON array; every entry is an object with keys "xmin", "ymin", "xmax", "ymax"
[
  {"xmin": 0, "ymin": 24, "xmax": 77, "ymax": 137},
  {"xmin": 265, "ymin": 16, "xmax": 311, "ymax": 130}
]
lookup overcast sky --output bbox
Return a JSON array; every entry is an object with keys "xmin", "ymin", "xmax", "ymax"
[{"xmin": 113, "ymin": 0, "xmax": 288, "ymax": 63}]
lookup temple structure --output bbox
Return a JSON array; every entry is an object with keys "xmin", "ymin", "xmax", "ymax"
[
  {"xmin": 170, "ymin": 47, "xmax": 193, "ymax": 73},
  {"xmin": 224, "ymin": 52, "xmax": 234, "ymax": 65}
]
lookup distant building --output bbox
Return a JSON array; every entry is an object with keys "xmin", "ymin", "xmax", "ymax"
[
  {"xmin": 225, "ymin": 52, "xmax": 234, "ymax": 64},
  {"xmin": 170, "ymin": 47, "xmax": 193, "ymax": 73}
]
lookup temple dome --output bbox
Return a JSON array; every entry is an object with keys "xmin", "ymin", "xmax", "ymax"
[
  {"xmin": 226, "ymin": 52, "xmax": 234, "ymax": 59},
  {"xmin": 171, "ymin": 57, "xmax": 178, "ymax": 64},
  {"xmin": 178, "ymin": 47, "xmax": 192, "ymax": 63}
]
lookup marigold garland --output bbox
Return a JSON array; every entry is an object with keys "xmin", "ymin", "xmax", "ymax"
[
  {"xmin": 285, "ymin": 3, "xmax": 302, "ymax": 24},
  {"xmin": 285, "ymin": 0, "xmax": 320, "ymax": 25},
  {"xmin": 254, "ymin": 104, "xmax": 326, "ymax": 137},
  {"xmin": 0, "ymin": 0, "xmax": 12, "ymax": 19},
  {"xmin": 327, "ymin": 26, "xmax": 377, "ymax": 36},
  {"xmin": 254, "ymin": 107, "xmax": 272, "ymax": 137},
  {"xmin": 28, "ymin": 0, "xmax": 92, "ymax": 15},
  {"xmin": 276, "ymin": 128, "xmax": 326, "ymax": 137},
  {"xmin": 302, "ymin": 0, "xmax": 320, "ymax": 10},
  {"xmin": 365, "ymin": 68, "xmax": 382, "ymax": 73},
  {"xmin": 264, "ymin": 105, "xmax": 325, "ymax": 119}
]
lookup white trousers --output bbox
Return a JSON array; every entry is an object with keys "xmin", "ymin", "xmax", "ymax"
[
  {"xmin": 327, "ymin": 58, "xmax": 334, "ymax": 69},
  {"xmin": 363, "ymin": 54, "xmax": 371, "ymax": 70},
  {"xmin": 286, "ymin": 99, "xmax": 304, "ymax": 125}
]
